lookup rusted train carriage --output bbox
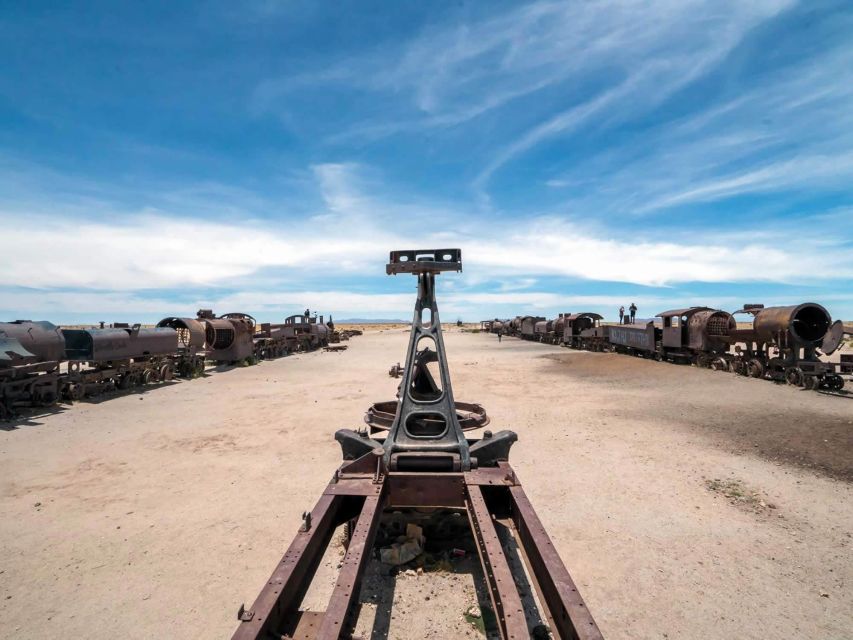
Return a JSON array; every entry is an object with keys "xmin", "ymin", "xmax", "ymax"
[{"xmin": 519, "ymin": 315, "xmax": 545, "ymax": 341}]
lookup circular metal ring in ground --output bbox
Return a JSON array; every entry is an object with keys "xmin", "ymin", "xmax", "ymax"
[{"xmin": 364, "ymin": 400, "xmax": 489, "ymax": 432}]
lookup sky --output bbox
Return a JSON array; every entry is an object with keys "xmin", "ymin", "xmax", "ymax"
[{"xmin": 1, "ymin": 0, "xmax": 852, "ymax": 324}]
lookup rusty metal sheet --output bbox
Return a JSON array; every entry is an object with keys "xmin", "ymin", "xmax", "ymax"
[
  {"xmin": 324, "ymin": 480, "xmax": 383, "ymax": 497},
  {"xmin": 656, "ymin": 307, "xmax": 711, "ymax": 318},
  {"xmin": 467, "ymin": 484, "xmax": 529, "ymax": 640},
  {"xmin": 62, "ymin": 326, "xmax": 177, "ymax": 362},
  {"xmin": 821, "ymin": 320, "xmax": 844, "ymax": 356},
  {"xmin": 387, "ymin": 472, "xmax": 466, "ymax": 508},
  {"xmin": 464, "ymin": 466, "xmax": 517, "ymax": 487},
  {"xmin": 509, "ymin": 485, "xmax": 603, "ymax": 640}
]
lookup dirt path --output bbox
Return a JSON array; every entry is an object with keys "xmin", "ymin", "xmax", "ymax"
[{"xmin": 1, "ymin": 329, "xmax": 851, "ymax": 639}]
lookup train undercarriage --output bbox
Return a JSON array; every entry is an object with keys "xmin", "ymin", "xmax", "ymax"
[{"xmin": 232, "ymin": 249, "xmax": 602, "ymax": 640}]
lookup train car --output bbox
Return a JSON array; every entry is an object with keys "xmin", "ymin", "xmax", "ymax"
[
  {"xmin": 220, "ymin": 313, "xmax": 293, "ymax": 361},
  {"xmin": 0, "ymin": 321, "xmax": 65, "ymax": 417},
  {"xmin": 281, "ymin": 312, "xmax": 330, "ymax": 352},
  {"xmin": 726, "ymin": 303, "xmax": 844, "ymax": 389},
  {"xmin": 490, "ymin": 319, "xmax": 509, "ymax": 334},
  {"xmin": 533, "ymin": 319, "xmax": 552, "ymax": 342},
  {"xmin": 61, "ymin": 324, "xmax": 179, "ymax": 396},
  {"xmin": 577, "ymin": 323, "xmax": 610, "ymax": 351},
  {"xmin": 508, "ymin": 316, "xmax": 524, "ymax": 337},
  {"xmin": 607, "ymin": 321, "xmax": 659, "ymax": 356},
  {"xmin": 657, "ymin": 307, "xmax": 735, "ymax": 367},
  {"xmin": 155, "ymin": 317, "xmax": 208, "ymax": 377},
  {"xmin": 604, "ymin": 307, "xmax": 735, "ymax": 366},
  {"xmin": 520, "ymin": 315, "xmax": 545, "ymax": 341},
  {"xmin": 253, "ymin": 322, "xmax": 292, "ymax": 358},
  {"xmin": 196, "ymin": 310, "xmax": 256, "ymax": 365},
  {"xmin": 562, "ymin": 312, "xmax": 603, "ymax": 348}
]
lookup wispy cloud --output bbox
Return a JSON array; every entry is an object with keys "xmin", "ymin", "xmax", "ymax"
[{"xmin": 0, "ymin": 165, "xmax": 853, "ymax": 302}]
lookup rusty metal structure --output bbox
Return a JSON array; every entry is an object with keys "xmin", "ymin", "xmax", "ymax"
[
  {"xmin": 519, "ymin": 315, "xmax": 546, "ymax": 341},
  {"xmin": 231, "ymin": 249, "xmax": 602, "ymax": 640},
  {"xmin": 155, "ymin": 316, "xmax": 207, "ymax": 377},
  {"xmin": 281, "ymin": 311, "xmax": 331, "ymax": 352},
  {"xmin": 196, "ymin": 310, "xmax": 257, "ymax": 365},
  {"xmin": 562, "ymin": 313, "xmax": 604, "ymax": 349},
  {"xmin": 727, "ymin": 303, "xmax": 844, "ymax": 389},
  {"xmin": 60, "ymin": 324, "xmax": 179, "ymax": 397},
  {"xmin": 0, "ymin": 321, "xmax": 65, "ymax": 417},
  {"xmin": 2, "ymin": 303, "xmax": 353, "ymax": 419},
  {"xmin": 491, "ymin": 300, "xmax": 847, "ymax": 392}
]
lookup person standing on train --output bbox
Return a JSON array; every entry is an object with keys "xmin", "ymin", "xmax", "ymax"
[
  {"xmin": 619, "ymin": 305, "xmax": 625, "ymax": 324},
  {"xmin": 629, "ymin": 303, "xmax": 637, "ymax": 324}
]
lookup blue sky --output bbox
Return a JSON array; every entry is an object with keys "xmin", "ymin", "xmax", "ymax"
[{"xmin": 1, "ymin": 0, "xmax": 851, "ymax": 324}]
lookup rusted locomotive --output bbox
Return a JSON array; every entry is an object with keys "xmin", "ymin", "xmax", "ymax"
[
  {"xmin": 597, "ymin": 307, "xmax": 735, "ymax": 368},
  {"xmin": 281, "ymin": 311, "xmax": 330, "ymax": 351},
  {"xmin": 562, "ymin": 312, "xmax": 604, "ymax": 348},
  {"xmin": 1, "ymin": 307, "xmax": 343, "ymax": 419},
  {"xmin": 519, "ymin": 315, "xmax": 546, "ymax": 340},
  {"xmin": 725, "ymin": 303, "xmax": 844, "ymax": 389},
  {"xmin": 491, "ymin": 301, "xmax": 846, "ymax": 390},
  {"xmin": 0, "ymin": 321, "xmax": 66, "ymax": 416},
  {"xmin": 0, "ymin": 321, "xmax": 179, "ymax": 417}
]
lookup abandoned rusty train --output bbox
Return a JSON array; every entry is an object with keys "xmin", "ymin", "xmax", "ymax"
[
  {"xmin": 0, "ymin": 308, "xmax": 340, "ymax": 418},
  {"xmin": 485, "ymin": 303, "xmax": 847, "ymax": 391}
]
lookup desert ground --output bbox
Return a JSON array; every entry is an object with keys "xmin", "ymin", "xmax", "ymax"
[{"xmin": 1, "ymin": 328, "xmax": 851, "ymax": 639}]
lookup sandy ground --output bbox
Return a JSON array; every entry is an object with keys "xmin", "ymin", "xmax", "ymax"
[{"xmin": 1, "ymin": 328, "xmax": 851, "ymax": 639}]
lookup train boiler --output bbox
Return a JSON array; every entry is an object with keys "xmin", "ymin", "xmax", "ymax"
[
  {"xmin": 155, "ymin": 316, "xmax": 208, "ymax": 377},
  {"xmin": 0, "ymin": 321, "xmax": 66, "ymax": 417},
  {"xmin": 196, "ymin": 310, "xmax": 256, "ymax": 365},
  {"xmin": 61, "ymin": 324, "xmax": 179, "ymax": 396},
  {"xmin": 728, "ymin": 303, "xmax": 844, "ymax": 389}
]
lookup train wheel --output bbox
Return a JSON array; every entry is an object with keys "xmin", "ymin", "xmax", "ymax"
[
  {"xmin": 747, "ymin": 359, "xmax": 764, "ymax": 378},
  {"xmin": 65, "ymin": 383, "xmax": 84, "ymax": 402},
  {"xmin": 118, "ymin": 374, "xmax": 133, "ymax": 390},
  {"xmin": 828, "ymin": 374, "xmax": 845, "ymax": 391},
  {"xmin": 711, "ymin": 357, "xmax": 728, "ymax": 372},
  {"xmin": 141, "ymin": 370, "xmax": 155, "ymax": 385},
  {"xmin": 803, "ymin": 375, "xmax": 817, "ymax": 390},
  {"xmin": 194, "ymin": 359, "xmax": 206, "ymax": 377},
  {"xmin": 784, "ymin": 367, "xmax": 804, "ymax": 387},
  {"xmin": 159, "ymin": 364, "xmax": 173, "ymax": 381}
]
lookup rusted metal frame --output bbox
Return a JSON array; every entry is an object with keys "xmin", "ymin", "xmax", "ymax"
[
  {"xmin": 509, "ymin": 485, "xmax": 603, "ymax": 640},
  {"xmin": 232, "ymin": 493, "xmax": 342, "ymax": 640},
  {"xmin": 316, "ymin": 493, "xmax": 383, "ymax": 638},
  {"xmin": 387, "ymin": 471, "xmax": 466, "ymax": 508},
  {"xmin": 466, "ymin": 484, "xmax": 529, "ymax": 640}
]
